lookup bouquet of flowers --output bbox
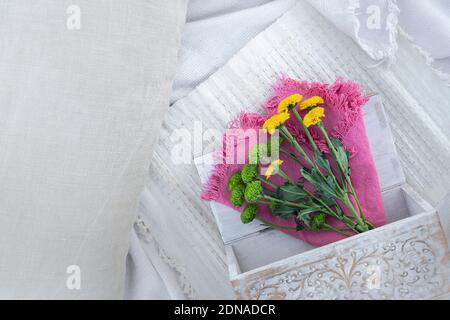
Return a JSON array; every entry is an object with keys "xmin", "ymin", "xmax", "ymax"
[{"xmin": 202, "ymin": 77, "xmax": 386, "ymax": 246}]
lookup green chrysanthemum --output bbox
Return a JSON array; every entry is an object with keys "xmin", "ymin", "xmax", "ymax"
[
  {"xmin": 311, "ymin": 213, "xmax": 326, "ymax": 231},
  {"xmin": 241, "ymin": 164, "xmax": 258, "ymax": 184},
  {"xmin": 244, "ymin": 181, "xmax": 263, "ymax": 203},
  {"xmin": 230, "ymin": 186, "xmax": 245, "ymax": 208},
  {"xmin": 240, "ymin": 204, "xmax": 258, "ymax": 224},
  {"xmin": 227, "ymin": 172, "xmax": 244, "ymax": 192}
]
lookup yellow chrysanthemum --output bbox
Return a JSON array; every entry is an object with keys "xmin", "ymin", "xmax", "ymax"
[
  {"xmin": 264, "ymin": 159, "xmax": 284, "ymax": 179},
  {"xmin": 277, "ymin": 94, "xmax": 303, "ymax": 113},
  {"xmin": 299, "ymin": 96, "xmax": 324, "ymax": 110},
  {"xmin": 262, "ymin": 112, "xmax": 290, "ymax": 134},
  {"xmin": 303, "ymin": 107, "xmax": 325, "ymax": 127}
]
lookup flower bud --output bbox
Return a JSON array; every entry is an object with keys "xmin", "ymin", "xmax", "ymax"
[
  {"xmin": 311, "ymin": 213, "xmax": 326, "ymax": 231},
  {"xmin": 240, "ymin": 204, "xmax": 258, "ymax": 224},
  {"xmin": 228, "ymin": 172, "xmax": 244, "ymax": 192},
  {"xmin": 230, "ymin": 187, "xmax": 245, "ymax": 208},
  {"xmin": 241, "ymin": 164, "xmax": 258, "ymax": 184},
  {"xmin": 244, "ymin": 181, "xmax": 263, "ymax": 203}
]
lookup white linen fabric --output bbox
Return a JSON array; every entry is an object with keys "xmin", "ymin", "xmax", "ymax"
[
  {"xmin": 0, "ymin": 0, "xmax": 186, "ymax": 299},
  {"xmin": 171, "ymin": 0, "xmax": 297, "ymax": 104},
  {"xmin": 171, "ymin": 0, "xmax": 450, "ymax": 104},
  {"xmin": 306, "ymin": 0, "xmax": 400, "ymax": 63},
  {"xmin": 307, "ymin": 0, "xmax": 450, "ymax": 80},
  {"xmin": 397, "ymin": 0, "xmax": 450, "ymax": 78},
  {"xmin": 128, "ymin": 0, "xmax": 450, "ymax": 299},
  {"xmin": 397, "ymin": 0, "xmax": 450, "ymax": 60}
]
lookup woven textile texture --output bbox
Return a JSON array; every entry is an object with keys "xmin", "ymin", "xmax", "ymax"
[
  {"xmin": 136, "ymin": 0, "xmax": 450, "ymax": 298},
  {"xmin": 0, "ymin": 0, "xmax": 186, "ymax": 299}
]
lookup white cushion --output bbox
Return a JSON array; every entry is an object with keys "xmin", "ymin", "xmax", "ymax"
[{"xmin": 0, "ymin": 0, "xmax": 186, "ymax": 299}]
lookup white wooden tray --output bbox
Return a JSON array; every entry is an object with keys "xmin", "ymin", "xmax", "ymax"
[{"xmin": 196, "ymin": 96, "xmax": 450, "ymax": 299}]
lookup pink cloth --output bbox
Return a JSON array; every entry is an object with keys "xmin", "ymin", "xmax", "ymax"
[{"xmin": 202, "ymin": 77, "xmax": 386, "ymax": 246}]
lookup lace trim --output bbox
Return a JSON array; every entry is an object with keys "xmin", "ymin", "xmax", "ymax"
[
  {"xmin": 399, "ymin": 27, "xmax": 450, "ymax": 87},
  {"xmin": 347, "ymin": 0, "xmax": 400, "ymax": 65}
]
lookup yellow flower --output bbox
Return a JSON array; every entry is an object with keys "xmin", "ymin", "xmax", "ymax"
[
  {"xmin": 262, "ymin": 112, "xmax": 290, "ymax": 134},
  {"xmin": 277, "ymin": 94, "xmax": 303, "ymax": 113},
  {"xmin": 303, "ymin": 107, "xmax": 325, "ymax": 127},
  {"xmin": 264, "ymin": 159, "xmax": 284, "ymax": 179},
  {"xmin": 299, "ymin": 96, "xmax": 324, "ymax": 110}
]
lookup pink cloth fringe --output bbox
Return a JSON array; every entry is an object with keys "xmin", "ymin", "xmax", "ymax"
[{"xmin": 201, "ymin": 77, "xmax": 386, "ymax": 246}]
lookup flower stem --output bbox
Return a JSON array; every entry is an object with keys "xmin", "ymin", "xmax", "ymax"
[
  {"xmin": 292, "ymin": 108, "xmax": 319, "ymax": 154},
  {"xmin": 280, "ymin": 125, "xmax": 343, "ymax": 191},
  {"xmin": 279, "ymin": 126, "xmax": 315, "ymax": 168},
  {"xmin": 257, "ymin": 176, "xmax": 278, "ymax": 189},
  {"xmin": 278, "ymin": 123, "xmax": 362, "ymax": 232},
  {"xmin": 304, "ymin": 190, "xmax": 360, "ymax": 234},
  {"xmin": 262, "ymin": 195, "xmax": 308, "ymax": 209},
  {"xmin": 318, "ymin": 123, "xmax": 368, "ymax": 227},
  {"xmin": 293, "ymin": 110, "xmax": 347, "ymax": 194},
  {"xmin": 279, "ymin": 148, "xmax": 304, "ymax": 166},
  {"xmin": 277, "ymin": 168, "xmax": 296, "ymax": 185}
]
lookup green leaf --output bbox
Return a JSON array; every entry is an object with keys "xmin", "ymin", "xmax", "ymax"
[
  {"xmin": 311, "ymin": 213, "xmax": 326, "ymax": 231},
  {"xmin": 302, "ymin": 168, "xmax": 340, "ymax": 199},
  {"xmin": 314, "ymin": 149, "xmax": 331, "ymax": 172},
  {"xmin": 297, "ymin": 207, "xmax": 320, "ymax": 215},
  {"xmin": 330, "ymin": 137, "xmax": 349, "ymax": 177},
  {"xmin": 271, "ymin": 204, "xmax": 297, "ymax": 219},
  {"xmin": 276, "ymin": 182, "xmax": 307, "ymax": 202},
  {"xmin": 296, "ymin": 209, "xmax": 312, "ymax": 225}
]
